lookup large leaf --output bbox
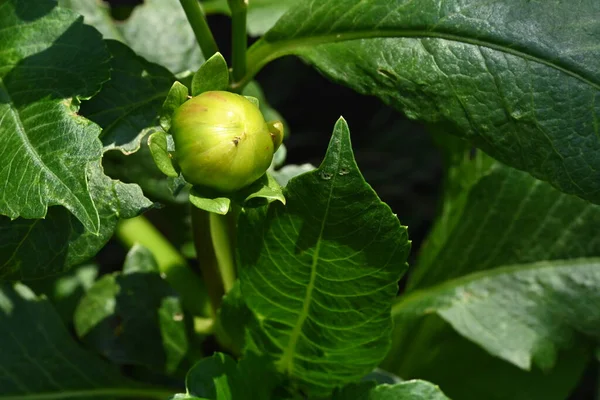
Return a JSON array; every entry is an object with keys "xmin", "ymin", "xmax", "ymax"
[
  {"xmin": 81, "ymin": 40, "xmax": 175, "ymax": 154},
  {"xmin": 0, "ymin": 161, "xmax": 153, "ymax": 280},
  {"xmin": 0, "ymin": 0, "xmax": 111, "ymax": 232},
  {"xmin": 238, "ymin": 118, "xmax": 410, "ymax": 396},
  {"xmin": 0, "ymin": 282, "xmax": 173, "ymax": 399},
  {"xmin": 245, "ymin": 0, "xmax": 600, "ymax": 205},
  {"xmin": 58, "ymin": 0, "xmax": 122, "ymax": 40},
  {"xmin": 74, "ymin": 245, "xmax": 188, "ymax": 374},
  {"xmin": 383, "ymin": 144, "xmax": 600, "ymax": 399},
  {"xmin": 116, "ymin": 0, "xmax": 204, "ymax": 74},
  {"xmin": 395, "ymin": 258, "xmax": 600, "ymax": 371}
]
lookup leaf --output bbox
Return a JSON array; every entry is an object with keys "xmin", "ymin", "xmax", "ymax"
[
  {"xmin": 333, "ymin": 380, "xmax": 450, "ymax": 400},
  {"xmin": 117, "ymin": 0, "xmax": 205, "ymax": 74},
  {"xmin": 27, "ymin": 263, "xmax": 98, "ymax": 323},
  {"xmin": 74, "ymin": 245, "xmax": 188, "ymax": 374},
  {"xmin": 149, "ymin": 130, "xmax": 179, "ymax": 177},
  {"xmin": 272, "ymin": 164, "xmax": 316, "ymax": 187},
  {"xmin": 234, "ymin": 173, "xmax": 285, "ymax": 207},
  {"xmin": 248, "ymin": 0, "xmax": 600, "ymax": 205},
  {"xmin": 174, "ymin": 352, "xmax": 280, "ymax": 400},
  {"xmin": 0, "ymin": 161, "xmax": 153, "ymax": 280},
  {"xmin": 384, "ymin": 314, "xmax": 590, "ymax": 400},
  {"xmin": 0, "ymin": 0, "xmax": 112, "ymax": 231},
  {"xmin": 189, "ymin": 187, "xmax": 232, "ymax": 215},
  {"xmin": 394, "ymin": 258, "xmax": 600, "ymax": 371},
  {"xmin": 80, "ymin": 40, "xmax": 176, "ymax": 154},
  {"xmin": 0, "ymin": 282, "xmax": 174, "ymax": 399},
  {"xmin": 242, "ymin": 81, "xmax": 289, "ymax": 136},
  {"xmin": 192, "ymin": 53, "xmax": 230, "ymax": 96},
  {"xmin": 202, "ymin": 0, "xmax": 299, "ymax": 37},
  {"xmin": 160, "ymin": 81, "xmax": 190, "ymax": 132},
  {"xmin": 238, "ymin": 118, "xmax": 410, "ymax": 396}
]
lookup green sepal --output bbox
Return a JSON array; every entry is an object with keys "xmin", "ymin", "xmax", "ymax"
[
  {"xmin": 243, "ymin": 95, "xmax": 260, "ymax": 108},
  {"xmin": 192, "ymin": 52, "xmax": 230, "ymax": 96},
  {"xmin": 148, "ymin": 130, "xmax": 179, "ymax": 178},
  {"xmin": 160, "ymin": 81, "xmax": 189, "ymax": 132},
  {"xmin": 188, "ymin": 172, "xmax": 285, "ymax": 214}
]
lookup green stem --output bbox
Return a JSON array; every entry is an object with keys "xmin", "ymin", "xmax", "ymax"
[
  {"xmin": 210, "ymin": 212, "xmax": 237, "ymax": 292},
  {"xmin": 116, "ymin": 216, "xmax": 211, "ymax": 318},
  {"xmin": 0, "ymin": 387, "xmax": 175, "ymax": 400},
  {"xmin": 228, "ymin": 0, "xmax": 248, "ymax": 85},
  {"xmin": 180, "ymin": 0, "xmax": 219, "ymax": 59}
]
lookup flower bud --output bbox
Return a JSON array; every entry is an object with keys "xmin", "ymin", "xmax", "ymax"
[{"xmin": 171, "ymin": 91, "xmax": 283, "ymax": 193}]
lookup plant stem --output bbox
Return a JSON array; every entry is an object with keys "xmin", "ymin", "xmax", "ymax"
[
  {"xmin": 190, "ymin": 206, "xmax": 238, "ymax": 317},
  {"xmin": 180, "ymin": 0, "xmax": 219, "ymax": 59},
  {"xmin": 228, "ymin": 0, "xmax": 248, "ymax": 85},
  {"xmin": 116, "ymin": 215, "xmax": 211, "ymax": 318}
]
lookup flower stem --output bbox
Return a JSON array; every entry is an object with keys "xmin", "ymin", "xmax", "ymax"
[
  {"xmin": 228, "ymin": 0, "xmax": 248, "ymax": 85},
  {"xmin": 116, "ymin": 215, "xmax": 211, "ymax": 318},
  {"xmin": 180, "ymin": 0, "xmax": 219, "ymax": 59}
]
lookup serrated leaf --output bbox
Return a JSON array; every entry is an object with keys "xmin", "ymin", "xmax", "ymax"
[
  {"xmin": 333, "ymin": 380, "xmax": 450, "ymax": 400},
  {"xmin": 192, "ymin": 52, "xmax": 230, "ymax": 96},
  {"xmin": 0, "ymin": 282, "xmax": 173, "ymax": 399},
  {"xmin": 0, "ymin": 0, "xmax": 112, "ymax": 231},
  {"xmin": 74, "ymin": 246, "xmax": 188, "ymax": 374},
  {"xmin": 0, "ymin": 161, "xmax": 153, "ymax": 280},
  {"xmin": 117, "ymin": 0, "xmax": 205, "ymax": 74},
  {"xmin": 148, "ymin": 130, "xmax": 179, "ymax": 177},
  {"xmin": 160, "ymin": 81, "xmax": 189, "ymax": 132},
  {"xmin": 238, "ymin": 118, "xmax": 410, "ymax": 396},
  {"xmin": 80, "ymin": 40, "xmax": 175, "ymax": 154},
  {"xmin": 248, "ymin": 0, "xmax": 600, "ymax": 205},
  {"xmin": 394, "ymin": 258, "xmax": 600, "ymax": 371}
]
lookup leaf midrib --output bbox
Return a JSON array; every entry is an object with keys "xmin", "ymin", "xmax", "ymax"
[
  {"xmin": 277, "ymin": 171, "xmax": 338, "ymax": 375},
  {"xmin": 241, "ymin": 29, "xmax": 599, "ymax": 91}
]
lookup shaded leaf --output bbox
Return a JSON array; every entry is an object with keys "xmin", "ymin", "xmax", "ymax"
[
  {"xmin": 81, "ymin": 40, "xmax": 175, "ymax": 154},
  {"xmin": 192, "ymin": 53, "xmax": 230, "ymax": 96},
  {"xmin": 238, "ymin": 118, "xmax": 410, "ymax": 396},
  {"xmin": 0, "ymin": 0, "xmax": 112, "ymax": 231},
  {"xmin": 58, "ymin": 0, "xmax": 122, "ymax": 40},
  {"xmin": 0, "ymin": 282, "xmax": 174, "ymax": 399},
  {"xmin": 250, "ymin": 0, "xmax": 600, "ymax": 205},
  {"xmin": 117, "ymin": 0, "xmax": 205, "ymax": 74},
  {"xmin": 0, "ymin": 161, "xmax": 153, "ymax": 280},
  {"xmin": 74, "ymin": 245, "xmax": 188, "ymax": 374}
]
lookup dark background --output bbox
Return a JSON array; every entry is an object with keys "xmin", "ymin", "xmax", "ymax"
[{"xmin": 98, "ymin": 1, "xmax": 597, "ymax": 398}]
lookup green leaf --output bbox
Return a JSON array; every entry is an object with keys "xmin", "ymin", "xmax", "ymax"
[
  {"xmin": 0, "ymin": 0, "xmax": 112, "ymax": 232},
  {"xmin": 218, "ymin": 282, "xmax": 251, "ymax": 355},
  {"xmin": 27, "ymin": 263, "xmax": 99, "ymax": 323},
  {"xmin": 160, "ymin": 81, "xmax": 190, "ymax": 132},
  {"xmin": 149, "ymin": 130, "xmax": 179, "ymax": 178},
  {"xmin": 0, "ymin": 282, "xmax": 174, "ymax": 399},
  {"xmin": 117, "ymin": 0, "xmax": 205, "ymax": 74},
  {"xmin": 0, "ymin": 161, "xmax": 153, "ymax": 280},
  {"xmin": 174, "ymin": 352, "xmax": 280, "ymax": 400},
  {"xmin": 80, "ymin": 40, "xmax": 175, "ymax": 154},
  {"xmin": 272, "ymin": 164, "xmax": 316, "ymax": 187},
  {"xmin": 189, "ymin": 187, "xmax": 232, "ymax": 215},
  {"xmin": 234, "ymin": 173, "xmax": 285, "ymax": 207},
  {"xmin": 202, "ymin": 0, "xmax": 298, "ymax": 36},
  {"xmin": 242, "ymin": 81, "xmax": 289, "ymax": 136},
  {"xmin": 238, "ymin": 118, "xmax": 410, "ymax": 396},
  {"xmin": 394, "ymin": 258, "xmax": 600, "ymax": 371},
  {"xmin": 74, "ymin": 245, "xmax": 188, "ymax": 374},
  {"xmin": 249, "ymin": 0, "xmax": 600, "ymax": 205},
  {"xmin": 192, "ymin": 52, "xmax": 230, "ymax": 96},
  {"xmin": 333, "ymin": 380, "xmax": 450, "ymax": 400}
]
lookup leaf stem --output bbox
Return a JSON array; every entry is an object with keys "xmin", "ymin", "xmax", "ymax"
[
  {"xmin": 228, "ymin": 0, "xmax": 248, "ymax": 86},
  {"xmin": 180, "ymin": 0, "xmax": 219, "ymax": 59},
  {"xmin": 116, "ymin": 215, "xmax": 211, "ymax": 317}
]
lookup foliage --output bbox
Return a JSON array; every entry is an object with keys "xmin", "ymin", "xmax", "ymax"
[{"xmin": 0, "ymin": 0, "xmax": 598, "ymax": 399}]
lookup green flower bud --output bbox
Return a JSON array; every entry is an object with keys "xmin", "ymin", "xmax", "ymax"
[{"xmin": 171, "ymin": 91, "xmax": 283, "ymax": 193}]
